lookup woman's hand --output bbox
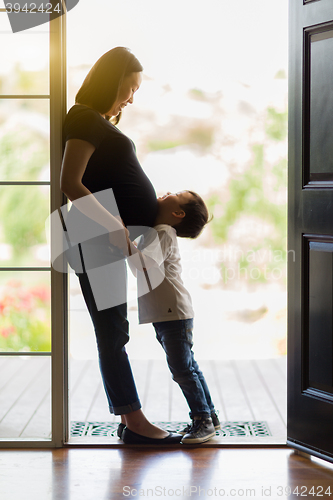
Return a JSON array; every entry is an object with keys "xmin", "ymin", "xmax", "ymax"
[
  {"xmin": 109, "ymin": 216, "xmax": 131, "ymax": 255},
  {"xmin": 109, "ymin": 225, "xmax": 130, "ymax": 255}
]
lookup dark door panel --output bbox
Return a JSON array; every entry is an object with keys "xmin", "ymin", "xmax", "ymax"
[{"xmin": 288, "ymin": 0, "xmax": 333, "ymax": 462}]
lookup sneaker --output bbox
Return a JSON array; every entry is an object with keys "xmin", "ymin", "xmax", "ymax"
[
  {"xmin": 179, "ymin": 412, "xmax": 221, "ymax": 435},
  {"xmin": 178, "ymin": 422, "xmax": 192, "ymax": 436},
  {"xmin": 211, "ymin": 411, "xmax": 221, "ymax": 431},
  {"xmin": 181, "ymin": 417, "xmax": 216, "ymax": 444}
]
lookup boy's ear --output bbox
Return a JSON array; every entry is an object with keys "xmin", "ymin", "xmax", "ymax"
[{"xmin": 172, "ymin": 209, "xmax": 186, "ymax": 219}]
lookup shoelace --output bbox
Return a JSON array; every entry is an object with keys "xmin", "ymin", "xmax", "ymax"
[
  {"xmin": 182, "ymin": 423, "xmax": 192, "ymax": 433},
  {"xmin": 188, "ymin": 419, "xmax": 205, "ymax": 434}
]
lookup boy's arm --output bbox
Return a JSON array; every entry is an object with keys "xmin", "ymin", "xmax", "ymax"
[
  {"xmin": 126, "ymin": 228, "xmax": 171, "ymax": 277},
  {"xmin": 127, "ymin": 240, "xmax": 156, "ymax": 292},
  {"xmin": 126, "ymin": 241, "xmax": 138, "ymax": 277},
  {"xmin": 127, "ymin": 240, "xmax": 158, "ymax": 272}
]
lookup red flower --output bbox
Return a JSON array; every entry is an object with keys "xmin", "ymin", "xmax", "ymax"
[
  {"xmin": 7, "ymin": 280, "xmax": 21, "ymax": 289},
  {"xmin": 0, "ymin": 326, "xmax": 15, "ymax": 338},
  {"xmin": 30, "ymin": 285, "xmax": 51, "ymax": 303}
]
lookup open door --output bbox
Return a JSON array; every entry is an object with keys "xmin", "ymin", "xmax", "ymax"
[{"xmin": 288, "ymin": 0, "xmax": 333, "ymax": 461}]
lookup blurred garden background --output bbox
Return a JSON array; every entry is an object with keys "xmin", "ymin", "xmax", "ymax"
[
  {"xmin": 0, "ymin": 0, "xmax": 288, "ymax": 359},
  {"xmin": 66, "ymin": 0, "xmax": 289, "ymax": 361},
  {"xmin": 0, "ymin": 15, "xmax": 50, "ymax": 352}
]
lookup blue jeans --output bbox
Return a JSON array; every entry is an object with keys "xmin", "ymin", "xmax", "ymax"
[
  {"xmin": 74, "ymin": 239, "xmax": 141, "ymax": 415},
  {"xmin": 153, "ymin": 319, "xmax": 215, "ymax": 419}
]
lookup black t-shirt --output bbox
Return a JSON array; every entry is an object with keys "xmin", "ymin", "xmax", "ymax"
[{"xmin": 63, "ymin": 105, "xmax": 158, "ymax": 237}]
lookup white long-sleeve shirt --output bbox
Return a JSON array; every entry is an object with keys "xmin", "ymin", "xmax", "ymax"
[{"xmin": 133, "ymin": 224, "xmax": 194, "ymax": 324}]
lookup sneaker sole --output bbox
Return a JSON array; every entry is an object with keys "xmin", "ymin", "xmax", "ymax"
[
  {"xmin": 181, "ymin": 431, "xmax": 217, "ymax": 444},
  {"xmin": 179, "ymin": 425, "xmax": 220, "ymax": 436},
  {"xmin": 179, "ymin": 428, "xmax": 219, "ymax": 436}
]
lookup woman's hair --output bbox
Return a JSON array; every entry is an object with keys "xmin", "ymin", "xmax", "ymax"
[
  {"xmin": 174, "ymin": 191, "xmax": 213, "ymax": 239},
  {"xmin": 75, "ymin": 46, "xmax": 143, "ymax": 124}
]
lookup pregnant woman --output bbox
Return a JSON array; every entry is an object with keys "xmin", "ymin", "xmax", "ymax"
[{"xmin": 61, "ymin": 47, "xmax": 181, "ymax": 445}]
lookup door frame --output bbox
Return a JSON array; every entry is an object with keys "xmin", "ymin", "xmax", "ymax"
[
  {"xmin": 50, "ymin": 6, "xmax": 68, "ymax": 448},
  {"xmin": 0, "ymin": 7, "xmax": 68, "ymax": 449}
]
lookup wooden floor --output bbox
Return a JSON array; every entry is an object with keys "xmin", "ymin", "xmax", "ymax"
[
  {"xmin": 0, "ymin": 356, "xmax": 286, "ymax": 444},
  {"xmin": 1, "ymin": 447, "xmax": 333, "ymax": 500},
  {"xmin": 0, "ymin": 356, "xmax": 51, "ymax": 440}
]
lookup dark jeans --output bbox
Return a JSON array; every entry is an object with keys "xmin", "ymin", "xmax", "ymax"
[
  {"xmin": 75, "ymin": 240, "xmax": 141, "ymax": 415},
  {"xmin": 153, "ymin": 318, "xmax": 215, "ymax": 419}
]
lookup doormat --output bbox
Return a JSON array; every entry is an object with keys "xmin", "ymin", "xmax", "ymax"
[{"xmin": 70, "ymin": 421, "xmax": 271, "ymax": 438}]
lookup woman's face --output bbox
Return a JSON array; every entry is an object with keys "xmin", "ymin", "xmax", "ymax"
[{"xmin": 107, "ymin": 71, "xmax": 142, "ymax": 117}]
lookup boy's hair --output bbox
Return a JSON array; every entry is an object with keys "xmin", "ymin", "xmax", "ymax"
[{"xmin": 174, "ymin": 191, "xmax": 212, "ymax": 239}]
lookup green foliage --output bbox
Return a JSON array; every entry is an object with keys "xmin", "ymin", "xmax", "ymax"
[
  {"xmin": 186, "ymin": 126, "xmax": 214, "ymax": 150},
  {"xmin": 148, "ymin": 139, "xmax": 183, "ymax": 152},
  {"xmin": 208, "ymin": 144, "xmax": 267, "ymax": 241},
  {"xmin": 188, "ymin": 88, "xmax": 206, "ymax": 101},
  {"xmin": 0, "ymin": 280, "xmax": 51, "ymax": 352},
  {"xmin": 147, "ymin": 125, "xmax": 214, "ymax": 153},
  {"xmin": 272, "ymin": 158, "xmax": 287, "ymax": 189},
  {"xmin": 0, "ymin": 121, "xmax": 49, "ymax": 258},
  {"xmin": 274, "ymin": 69, "xmax": 287, "ymax": 79},
  {"xmin": 265, "ymin": 107, "xmax": 288, "ymax": 141},
  {"xmin": 209, "ymin": 143, "xmax": 287, "ymax": 248},
  {"xmin": 11, "ymin": 65, "xmax": 48, "ymax": 95},
  {"xmin": 0, "ymin": 186, "xmax": 49, "ymax": 256},
  {"xmin": 208, "ymin": 105, "xmax": 288, "ymax": 284},
  {"xmin": 0, "ymin": 129, "xmax": 49, "ymax": 181}
]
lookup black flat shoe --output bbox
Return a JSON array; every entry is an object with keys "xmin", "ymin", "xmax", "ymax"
[
  {"xmin": 117, "ymin": 423, "xmax": 126, "ymax": 438},
  {"xmin": 121, "ymin": 427, "xmax": 182, "ymax": 445}
]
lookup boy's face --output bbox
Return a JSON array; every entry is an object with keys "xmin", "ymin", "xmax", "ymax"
[{"xmin": 157, "ymin": 191, "xmax": 194, "ymax": 215}]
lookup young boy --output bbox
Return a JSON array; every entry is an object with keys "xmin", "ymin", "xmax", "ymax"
[{"xmin": 127, "ymin": 190, "xmax": 221, "ymax": 444}]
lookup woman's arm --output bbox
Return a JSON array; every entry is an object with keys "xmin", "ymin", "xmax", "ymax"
[
  {"xmin": 60, "ymin": 139, "xmax": 95, "ymax": 201},
  {"xmin": 60, "ymin": 139, "xmax": 129, "ymax": 252}
]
